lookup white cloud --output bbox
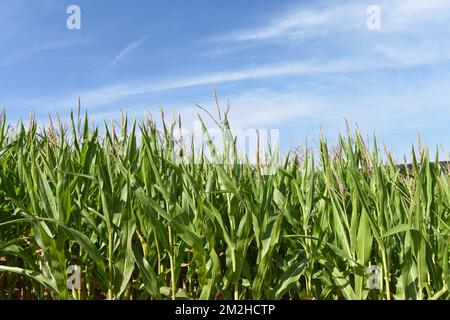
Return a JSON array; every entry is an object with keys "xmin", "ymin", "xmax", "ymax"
[
  {"xmin": 388, "ymin": 0, "xmax": 450, "ymax": 29},
  {"xmin": 215, "ymin": 0, "xmax": 450, "ymax": 43},
  {"xmin": 27, "ymin": 59, "xmax": 383, "ymax": 109},
  {"xmin": 83, "ymin": 76, "xmax": 450, "ymax": 140},
  {"xmin": 215, "ymin": 89, "xmax": 324, "ymax": 128},
  {"xmin": 11, "ymin": 43, "xmax": 446, "ymax": 113},
  {"xmin": 0, "ymin": 40, "xmax": 85, "ymax": 67},
  {"xmin": 214, "ymin": 77, "xmax": 450, "ymax": 141},
  {"xmin": 107, "ymin": 35, "xmax": 151, "ymax": 69},
  {"xmin": 214, "ymin": 2, "xmax": 361, "ymax": 42}
]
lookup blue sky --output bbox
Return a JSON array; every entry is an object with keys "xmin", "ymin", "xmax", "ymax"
[{"xmin": 1, "ymin": 0, "xmax": 450, "ymax": 160}]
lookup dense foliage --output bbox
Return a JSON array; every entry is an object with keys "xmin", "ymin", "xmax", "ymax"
[{"xmin": 0, "ymin": 110, "xmax": 449, "ymax": 300}]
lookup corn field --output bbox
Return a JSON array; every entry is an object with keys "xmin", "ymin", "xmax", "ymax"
[{"xmin": 0, "ymin": 109, "xmax": 449, "ymax": 300}]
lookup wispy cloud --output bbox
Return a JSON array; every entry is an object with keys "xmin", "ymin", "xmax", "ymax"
[
  {"xmin": 388, "ymin": 0, "xmax": 450, "ymax": 29},
  {"xmin": 215, "ymin": 0, "xmax": 450, "ymax": 43},
  {"xmin": 0, "ymin": 40, "xmax": 84, "ymax": 67},
  {"xmin": 76, "ymin": 74, "xmax": 450, "ymax": 140},
  {"xmin": 188, "ymin": 77, "xmax": 450, "ymax": 152},
  {"xmin": 107, "ymin": 35, "xmax": 151, "ymax": 69},
  {"xmin": 40, "ymin": 59, "xmax": 385, "ymax": 108},
  {"xmin": 18, "ymin": 46, "xmax": 445, "ymax": 112},
  {"xmin": 214, "ymin": 2, "xmax": 360, "ymax": 42}
]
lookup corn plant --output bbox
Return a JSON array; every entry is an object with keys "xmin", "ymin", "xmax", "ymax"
[{"xmin": 0, "ymin": 108, "xmax": 448, "ymax": 300}]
